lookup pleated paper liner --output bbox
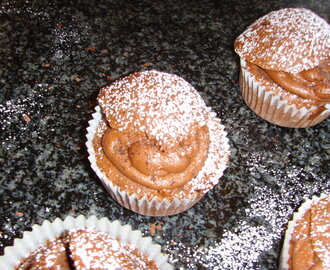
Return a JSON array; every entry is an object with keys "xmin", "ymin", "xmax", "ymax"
[{"xmin": 239, "ymin": 59, "xmax": 330, "ymax": 128}]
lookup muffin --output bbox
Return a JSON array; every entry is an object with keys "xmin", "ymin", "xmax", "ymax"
[
  {"xmin": 86, "ymin": 70, "xmax": 230, "ymax": 216},
  {"xmin": 0, "ymin": 215, "xmax": 173, "ymax": 270},
  {"xmin": 234, "ymin": 8, "xmax": 330, "ymax": 128},
  {"xmin": 279, "ymin": 194, "xmax": 330, "ymax": 270}
]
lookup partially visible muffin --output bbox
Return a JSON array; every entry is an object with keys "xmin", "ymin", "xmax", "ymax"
[
  {"xmin": 234, "ymin": 8, "xmax": 330, "ymax": 128},
  {"xmin": 87, "ymin": 70, "xmax": 230, "ymax": 216},
  {"xmin": 279, "ymin": 194, "xmax": 330, "ymax": 270},
  {"xmin": 16, "ymin": 236, "xmax": 70, "ymax": 269},
  {"xmin": 16, "ymin": 227, "xmax": 159, "ymax": 270},
  {"xmin": 0, "ymin": 216, "xmax": 172, "ymax": 270}
]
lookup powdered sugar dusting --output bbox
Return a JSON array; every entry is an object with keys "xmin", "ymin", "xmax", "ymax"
[
  {"xmin": 178, "ymin": 111, "xmax": 230, "ymax": 198},
  {"xmin": 310, "ymin": 196, "xmax": 330, "ymax": 269},
  {"xmin": 32, "ymin": 238, "xmax": 66, "ymax": 268},
  {"xmin": 98, "ymin": 70, "xmax": 208, "ymax": 149},
  {"xmin": 69, "ymin": 227, "xmax": 157, "ymax": 269},
  {"xmin": 235, "ymin": 8, "xmax": 330, "ymax": 73}
]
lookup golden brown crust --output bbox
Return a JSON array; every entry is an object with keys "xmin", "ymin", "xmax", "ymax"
[{"xmin": 234, "ymin": 8, "xmax": 330, "ymax": 74}]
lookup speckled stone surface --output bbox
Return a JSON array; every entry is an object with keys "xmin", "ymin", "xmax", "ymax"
[{"xmin": 0, "ymin": 0, "xmax": 329, "ymax": 269}]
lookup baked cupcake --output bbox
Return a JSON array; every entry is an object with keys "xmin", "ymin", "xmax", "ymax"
[
  {"xmin": 234, "ymin": 8, "xmax": 330, "ymax": 128},
  {"xmin": 86, "ymin": 70, "xmax": 230, "ymax": 216},
  {"xmin": 279, "ymin": 194, "xmax": 330, "ymax": 270},
  {"xmin": 0, "ymin": 215, "xmax": 173, "ymax": 269}
]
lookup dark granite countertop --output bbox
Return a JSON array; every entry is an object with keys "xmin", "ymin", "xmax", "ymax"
[{"xmin": 0, "ymin": 0, "xmax": 329, "ymax": 269}]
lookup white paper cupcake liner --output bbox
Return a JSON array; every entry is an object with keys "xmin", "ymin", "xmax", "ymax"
[
  {"xmin": 86, "ymin": 105, "xmax": 230, "ymax": 217},
  {"xmin": 239, "ymin": 59, "xmax": 330, "ymax": 128},
  {"xmin": 279, "ymin": 193, "xmax": 329, "ymax": 270},
  {"xmin": 0, "ymin": 215, "xmax": 173, "ymax": 270}
]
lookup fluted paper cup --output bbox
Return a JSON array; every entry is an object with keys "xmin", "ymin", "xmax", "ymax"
[
  {"xmin": 239, "ymin": 59, "xmax": 330, "ymax": 128},
  {"xmin": 0, "ymin": 215, "xmax": 173, "ymax": 269},
  {"xmin": 86, "ymin": 106, "xmax": 230, "ymax": 216}
]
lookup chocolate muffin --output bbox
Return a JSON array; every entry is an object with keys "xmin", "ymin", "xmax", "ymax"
[
  {"xmin": 86, "ymin": 70, "xmax": 230, "ymax": 216},
  {"xmin": 280, "ymin": 194, "xmax": 330, "ymax": 270},
  {"xmin": 234, "ymin": 8, "xmax": 330, "ymax": 128}
]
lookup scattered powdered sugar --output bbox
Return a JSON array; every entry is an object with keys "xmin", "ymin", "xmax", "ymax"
[
  {"xmin": 98, "ymin": 70, "xmax": 208, "ymax": 149},
  {"xmin": 0, "ymin": 1, "xmax": 50, "ymax": 17},
  {"xmin": 0, "ymin": 84, "xmax": 48, "ymax": 147},
  {"xmin": 235, "ymin": 8, "xmax": 330, "ymax": 73},
  {"xmin": 165, "ymin": 220, "xmax": 277, "ymax": 270},
  {"xmin": 201, "ymin": 221, "xmax": 276, "ymax": 269},
  {"xmin": 51, "ymin": 18, "xmax": 84, "ymax": 64}
]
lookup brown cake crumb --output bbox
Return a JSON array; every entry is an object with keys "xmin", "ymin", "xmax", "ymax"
[
  {"xmin": 150, "ymin": 222, "xmax": 163, "ymax": 236},
  {"xmin": 22, "ymin": 114, "xmax": 31, "ymax": 123}
]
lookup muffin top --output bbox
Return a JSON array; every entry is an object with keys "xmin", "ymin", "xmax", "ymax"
[
  {"xmin": 234, "ymin": 8, "xmax": 330, "ymax": 74},
  {"xmin": 68, "ymin": 228, "xmax": 158, "ymax": 269},
  {"xmin": 16, "ymin": 227, "xmax": 159, "ymax": 270},
  {"xmin": 98, "ymin": 70, "xmax": 208, "ymax": 151}
]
